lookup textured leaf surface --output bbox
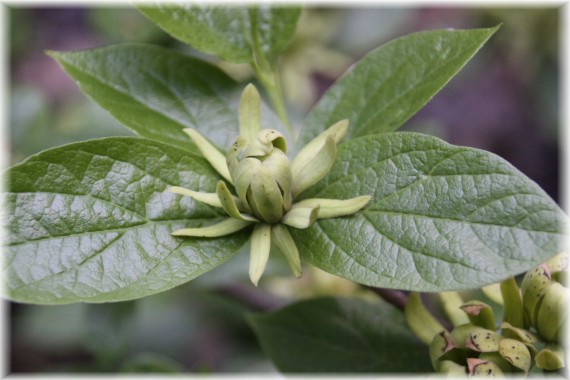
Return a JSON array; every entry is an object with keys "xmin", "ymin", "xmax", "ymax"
[
  {"xmin": 48, "ymin": 44, "xmax": 241, "ymax": 152},
  {"xmin": 3, "ymin": 137, "xmax": 249, "ymax": 304},
  {"xmin": 292, "ymin": 132, "xmax": 567, "ymax": 291},
  {"xmin": 137, "ymin": 5, "xmax": 300, "ymax": 63},
  {"xmin": 249, "ymin": 297, "xmax": 431, "ymax": 373},
  {"xmin": 299, "ymin": 27, "xmax": 498, "ymax": 146}
]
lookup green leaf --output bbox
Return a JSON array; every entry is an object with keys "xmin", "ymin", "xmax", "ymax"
[
  {"xmin": 248, "ymin": 297, "xmax": 431, "ymax": 373},
  {"xmin": 3, "ymin": 137, "xmax": 250, "ymax": 304},
  {"xmin": 47, "ymin": 44, "xmax": 240, "ymax": 152},
  {"xmin": 299, "ymin": 26, "xmax": 499, "ymax": 146},
  {"xmin": 293, "ymin": 132, "xmax": 567, "ymax": 291},
  {"xmin": 137, "ymin": 5, "xmax": 301, "ymax": 63},
  {"xmin": 48, "ymin": 44, "xmax": 293, "ymax": 152}
]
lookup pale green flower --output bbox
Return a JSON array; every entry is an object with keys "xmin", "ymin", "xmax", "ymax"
[{"xmin": 169, "ymin": 84, "xmax": 370, "ymax": 286}]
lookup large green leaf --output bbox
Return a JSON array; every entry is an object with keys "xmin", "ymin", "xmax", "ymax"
[
  {"xmin": 299, "ymin": 26, "xmax": 499, "ymax": 146},
  {"xmin": 249, "ymin": 297, "xmax": 431, "ymax": 373},
  {"xmin": 48, "ymin": 44, "xmax": 241, "ymax": 152},
  {"xmin": 137, "ymin": 5, "xmax": 301, "ymax": 63},
  {"xmin": 49, "ymin": 44, "xmax": 292, "ymax": 152},
  {"xmin": 3, "ymin": 137, "xmax": 250, "ymax": 304},
  {"xmin": 292, "ymin": 132, "xmax": 567, "ymax": 291}
]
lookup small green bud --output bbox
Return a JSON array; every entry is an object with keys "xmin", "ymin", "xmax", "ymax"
[
  {"xmin": 499, "ymin": 322, "xmax": 538, "ymax": 358},
  {"xmin": 467, "ymin": 358, "xmax": 505, "ymax": 377},
  {"xmin": 498, "ymin": 338, "xmax": 531, "ymax": 373},
  {"xmin": 464, "ymin": 327, "xmax": 502, "ymax": 352},
  {"xmin": 429, "ymin": 331, "xmax": 455, "ymax": 369},
  {"xmin": 521, "ymin": 263, "xmax": 551, "ymax": 327},
  {"xmin": 535, "ymin": 344, "xmax": 565, "ymax": 371},
  {"xmin": 460, "ymin": 300, "xmax": 495, "ymax": 330},
  {"xmin": 536, "ymin": 281, "xmax": 569, "ymax": 343}
]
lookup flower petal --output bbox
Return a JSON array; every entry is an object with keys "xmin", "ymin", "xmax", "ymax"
[
  {"xmin": 281, "ymin": 206, "xmax": 320, "ymax": 229},
  {"xmin": 291, "ymin": 136, "xmax": 336, "ymax": 197},
  {"xmin": 216, "ymin": 181, "xmax": 258, "ymax": 222},
  {"xmin": 261, "ymin": 148, "xmax": 293, "ymax": 210},
  {"xmin": 239, "ymin": 83, "xmax": 261, "ymax": 142},
  {"xmin": 231, "ymin": 157, "xmax": 261, "ymax": 206},
  {"xmin": 291, "ymin": 119, "xmax": 348, "ymax": 178},
  {"xmin": 184, "ymin": 128, "xmax": 232, "ymax": 184},
  {"xmin": 249, "ymin": 223, "xmax": 271, "ymax": 286},
  {"xmin": 250, "ymin": 166, "xmax": 283, "ymax": 224},
  {"xmin": 292, "ymin": 196, "xmax": 371, "ymax": 219},
  {"xmin": 167, "ymin": 186, "xmax": 222, "ymax": 208},
  {"xmin": 271, "ymin": 224, "xmax": 301, "ymax": 278},
  {"xmin": 172, "ymin": 218, "xmax": 252, "ymax": 238},
  {"xmin": 257, "ymin": 129, "xmax": 287, "ymax": 153}
]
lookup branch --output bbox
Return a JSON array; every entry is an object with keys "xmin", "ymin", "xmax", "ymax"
[{"xmin": 366, "ymin": 287, "xmax": 409, "ymax": 311}]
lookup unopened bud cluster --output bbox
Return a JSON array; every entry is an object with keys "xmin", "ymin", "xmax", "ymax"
[
  {"xmin": 406, "ymin": 252, "xmax": 568, "ymax": 376},
  {"xmin": 168, "ymin": 84, "xmax": 370, "ymax": 286}
]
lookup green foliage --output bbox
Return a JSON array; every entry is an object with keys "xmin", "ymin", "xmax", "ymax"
[
  {"xmin": 4, "ymin": 137, "xmax": 249, "ymax": 304},
  {"xmin": 4, "ymin": 4, "xmax": 565, "ymax": 329},
  {"xmin": 293, "ymin": 132, "xmax": 566, "ymax": 290},
  {"xmin": 137, "ymin": 5, "xmax": 301, "ymax": 64},
  {"xmin": 48, "ymin": 45, "xmax": 241, "ymax": 151},
  {"xmin": 248, "ymin": 297, "xmax": 432, "ymax": 372},
  {"xmin": 6, "ymin": 5, "xmax": 567, "ymax": 375},
  {"xmin": 299, "ymin": 27, "xmax": 499, "ymax": 146}
]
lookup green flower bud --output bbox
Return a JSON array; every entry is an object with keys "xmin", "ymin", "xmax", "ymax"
[
  {"xmin": 460, "ymin": 300, "xmax": 495, "ymax": 330},
  {"xmin": 467, "ymin": 358, "xmax": 505, "ymax": 377},
  {"xmin": 464, "ymin": 327, "xmax": 502, "ymax": 352},
  {"xmin": 169, "ymin": 84, "xmax": 371, "ymax": 285},
  {"xmin": 498, "ymin": 338, "xmax": 531, "ymax": 373},
  {"xmin": 535, "ymin": 344, "xmax": 565, "ymax": 371},
  {"xmin": 429, "ymin": 331, "xmax": 455, "ymax": 369},
  {"xmin": 227, "ymin": 129, "xmax": 293, "ymax": 224},
  {"xmin": 535, "ymin": 281, "xmax": 569, "ymax": 343},
  {"xmin": 521, "ymin": 263, "xmax": 551, "ymax": 327}
]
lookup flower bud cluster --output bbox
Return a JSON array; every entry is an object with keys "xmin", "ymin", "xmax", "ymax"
[{"xmin": 405, "ymin": 252, "xmax": 568, "ymax": 376}]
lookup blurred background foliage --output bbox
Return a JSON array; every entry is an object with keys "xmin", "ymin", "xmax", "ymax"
[{"xmin": 8, "ymin": 5, "xmax": 560, "ymax": 373}]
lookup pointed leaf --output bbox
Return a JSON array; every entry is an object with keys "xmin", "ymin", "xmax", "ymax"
[
  {"xmin": 299, "ymin": 26, "xmax": 499, "ymax": 146},
  {"xmin": 3, "ymin": 137, "xmax": 250, "ymax": 304},
  {"xmin": 293, "ymin": 132, "xmax": 567, "ymax": 291},
  {"xmin": 137, "ymin": 5, "xmax": 301, "ymax": 63},
  {"xmin": 48, "ymin": 44, "xmax": 289, "ymax": 152},
  {"xmin": 248, "ymin": 297, "xmax": 431, "ymax": 373}
]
